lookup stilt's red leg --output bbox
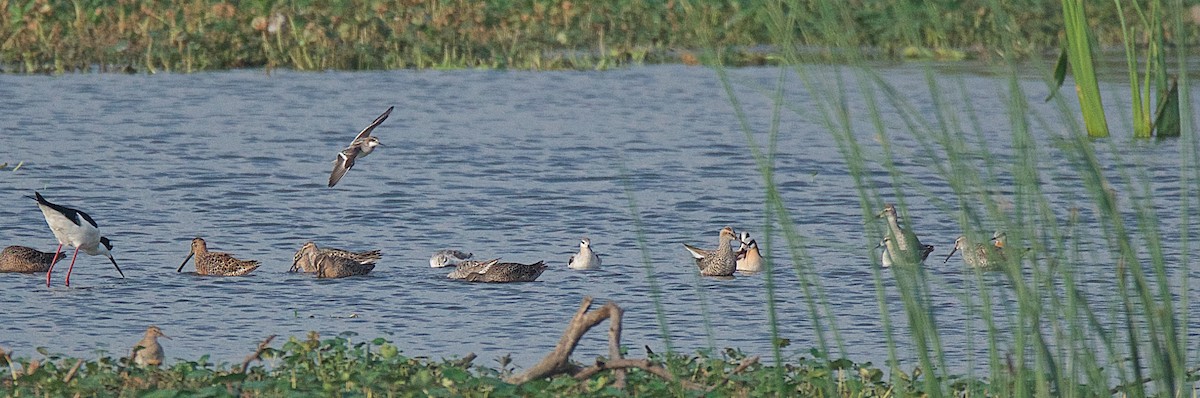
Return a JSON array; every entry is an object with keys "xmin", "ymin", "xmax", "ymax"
[
  {"xmin": 64, "ymin": 247, "xmax": 81, "ymax": 287},
  {"xmin": 45, "ymin": 243, "xmax": 63, "ymax": 287}
]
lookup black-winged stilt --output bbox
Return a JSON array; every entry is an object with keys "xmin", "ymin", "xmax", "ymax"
[{"xmin": 32, "ymin": 191, "xmax": 125, "ymax": 287}]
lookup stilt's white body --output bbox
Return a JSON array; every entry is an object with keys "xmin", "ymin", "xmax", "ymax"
[
  {"xmin": 33, "ymin": 192, "xmax": 122, "ymax": 287},
  {"xmin": 38, "ymin": 202, "xmax": 102, "ymax": 256}
]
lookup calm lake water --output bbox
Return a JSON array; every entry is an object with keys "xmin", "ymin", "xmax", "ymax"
[{"xmin": 1, "ymin": 64, "xmax": 1197, "ymax": 374}]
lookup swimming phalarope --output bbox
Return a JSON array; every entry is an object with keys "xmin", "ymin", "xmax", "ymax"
[
  {"xmin": 568, "ymin": 237, "xmax": 601, "ymax": 270},
  {"xmin": 430, "ymin": 249, "xmax": 473, "ymax": 268},
  {"xmin": 735, "ymin": 232, "xmax": 763, "ymax": 272}
]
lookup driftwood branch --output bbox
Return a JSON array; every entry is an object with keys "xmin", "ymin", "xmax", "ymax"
[
  {"xmin": 507, "ymin": 296, "xmax": 624, "ymax": 384},
  {"xmin": 1, "ymin": 347, "xmax": 18, "ymax": 383},
  {"xmin": 712, "ymin": 356, "xmax": 759, "ymax": 390},
  {"xmin": 508, "ymin": 296, "xmax": 742, "ymax": 392},
  {"xmin": 239, "ymin": 335, "xmax": 276, "ymax": 374},
  {"xmin": 606, "ymin": 301, "xmax": 627, "ymax": 389},
  {"xmin": 574, "ymin": 358, "xmax": 707, "ymax": 390},
  {"xmin": 62, "ymin": 359, "xmax": 84, "ymax": 384}
]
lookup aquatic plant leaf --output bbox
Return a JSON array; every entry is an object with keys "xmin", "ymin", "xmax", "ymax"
[
  {"xmin": 1046, "ymin": 47, "xmax": 1068, "ymax": 102},
  {"xmin": 1152, "ymin": 78, "xmax": 1180, "ymax": 137}
]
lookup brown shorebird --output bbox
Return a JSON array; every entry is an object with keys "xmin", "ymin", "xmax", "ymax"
[
  {"xmin": 31, "ymin": 191, "xmax": 124, "ymax": 286},
  {"xmin": 568, "ymin": 238, "xmax": 601, "ymax": 270},
  {"xmin": 876, "ymin": 204, "xmax": 933, "ymax": 267},
  {"xmin": 328, "ymin": 106, "xmax": 394, "ymax": 188},
  {"xmin": 735, "ymin": 232, "xmax": 763, "ymax": 273},
  {"xmin": 177, "ymin": 237, "xmax": 260, "ymax": 276},
  {"xmin": 944, "ymin": 231, "xmax": 1010, "ymax": 270},
  {"xmin": 0, "ymin": 245, "xmax": 64, "ymax": 273},
  {"xmin": 291, "ymin": 241, "xmax": 380, "ymax": 278},
  {"xmin": 877, "ymin": 236, "xmax": 936, "ymax": 268},
  {"xmin": 683, "ymin": 226, "xmax": 739, "ymax": 276},
  {"xmin": 132, "ymin": 325, "xmax": 169, "ymax": 366},
  {"xmin": 429, "ymin": 249, "xmax": 473, "ymax": 268},
  {"xmin": 447, "ymin": 259, "xmax": 547, "ymax": 282}
]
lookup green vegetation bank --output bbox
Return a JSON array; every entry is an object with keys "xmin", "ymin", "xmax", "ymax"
[{"xmin": 3, "ymin": 0, "xmax": 1199, "ymax": 72}]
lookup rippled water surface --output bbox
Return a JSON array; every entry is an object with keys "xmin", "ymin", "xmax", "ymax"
[{"xmin": 1, "ymin": 65, "xmax": 1198, "ymax": 372}]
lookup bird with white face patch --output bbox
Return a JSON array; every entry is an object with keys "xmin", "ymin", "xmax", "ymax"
[
  {"xmin": 735, "ymin": 232, "xmax": 763, "ymax": 273},
  {"xmin": 430, "ymin": 249, "xmax": 473, "ymax": 268},
  {"xmin": 568, "ymin": 237, "xmax": 601, "ymax": 270},
  {"xmin": 328, "ymin": 106, "xmax": 394, "ymax": 187},
  {"xmin": 31, "ymin": 192, "xmax": 124, "ymax": 287}
]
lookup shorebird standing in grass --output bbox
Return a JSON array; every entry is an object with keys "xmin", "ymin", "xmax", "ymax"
[
  {"xmin": 328, "ymin": 106, "xmax": 394, "ymax": 187},
  {"xmin": 875, "ymin": 204, "xmax": 934, "ymax": 266},
  {"xmin": 735, "ymin": 232, "xmax": 763, "ymax": 273},
  {"xmin": 683, "ymin": 226, "xmax": 739, "ymax": 277},
  {"xmin": 32, "ymin": 191, "xmax": 124, "ymax": 287},
  {"xmin": 568, "ymin": 238, "xmax": 601, "ymax": 270},
  {"xmin": 132, "ymin": 325, "xmax": 169, "ymax": 367},
  {"xmin": 429, "ymin": 249, "xmax": 473, "ymax": 268},
  {"xmin": 291, "ymin": 241, "xmax": 380, "ymax": 278},
  {"xmin": 0, "ymin": 245, "xmax": 64, "ymax": 273},
  {"xmin": 177, "ymin": 237, "xmax": 260, "ymax": 276}
]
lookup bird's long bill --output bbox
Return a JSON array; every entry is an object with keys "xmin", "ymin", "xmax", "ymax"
[
  {"xmin": 107, "ymin": 255, "xmax": 125, "ymax": 278},
  {"xmin": 943, "ymin": 247, "xmax": 958, "ymax": 263},
  {"xmin": 177, "ymin": 252, "xmax": 194, "ymax": 272},
  {"xmin": 288, "ymin": 258, "xmax": 301, "ymax": 273}
]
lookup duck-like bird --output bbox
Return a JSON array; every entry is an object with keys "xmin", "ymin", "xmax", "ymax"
[
  {"xmin": 447, "ymin": 258, "xmax": 547, "ymax": 282},
  {"xmin": 32, "ymin": 192, "xmax": 124, "ymax": 286},
  {"xmin": 683, "ymin": 226, "xmax": 739, "ymax": 276},
  {"xmin": 291, "ymin": 241, "xmax": 380, "ymax": 278},
  {"xmin": 328, "ymin": 106, "xmax": 394, "ymax": 187},
  {"xmin": 177, "ymin": 237, "xmax": 260, "ymax": 276},
  {"xmin": 0, "ymin": 245, "xmax": 64, "ymax": 273}
]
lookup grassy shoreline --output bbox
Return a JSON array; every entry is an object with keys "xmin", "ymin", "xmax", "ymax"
[
  {"xmin": 2, "ymin": 0, "xmax": 1198, "ymax": 73},
  {"xmin": 0, "ymin": 332, "xmax": 977, "ymax": 396}
]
